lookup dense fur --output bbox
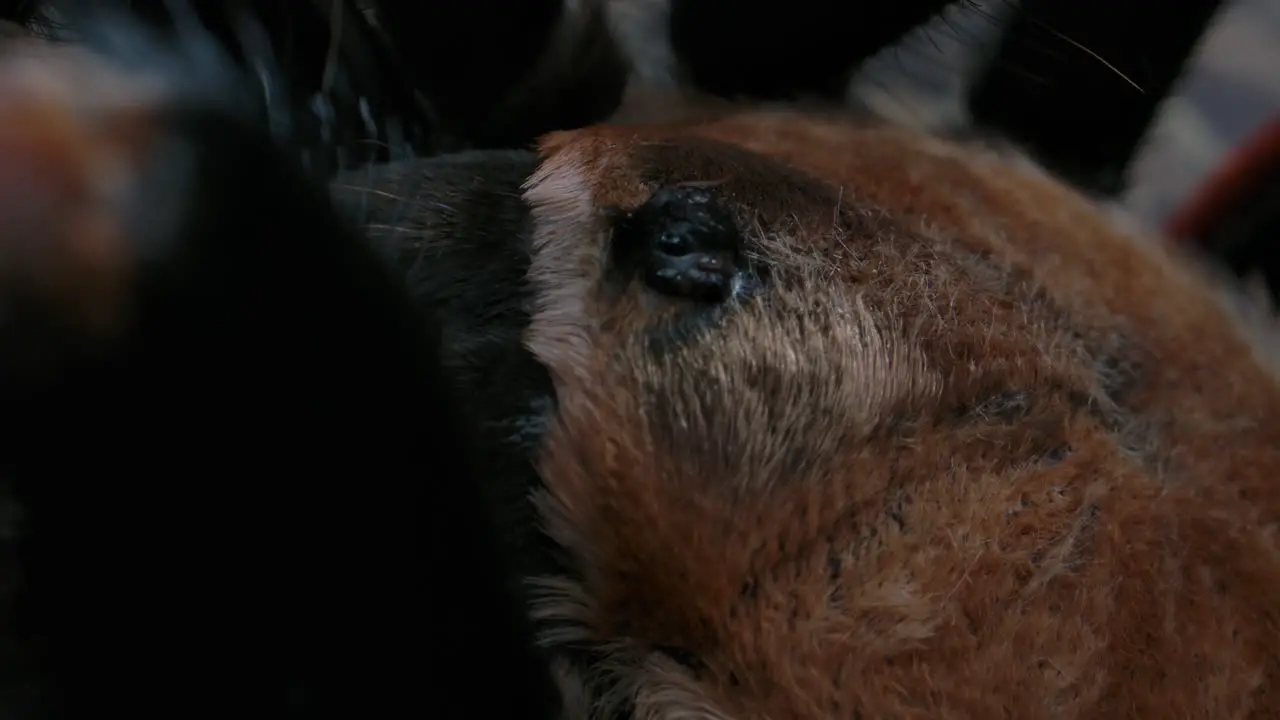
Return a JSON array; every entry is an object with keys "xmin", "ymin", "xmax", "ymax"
[
  {"xmin": 519, "ymin": 113, "xmax": 1280, "ymax": 717},
  {"xmin": 2, "ymin": 4, "xmax": 1277, "ymax": 719},
  {"xmin": 330, "ymin": 153, "xmax": 560, "ymax": 576}
]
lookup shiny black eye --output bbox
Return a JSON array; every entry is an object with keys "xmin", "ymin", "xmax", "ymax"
[{"xmin": 610, "ymin": 186, "xmax": 748, "ymax": 303}]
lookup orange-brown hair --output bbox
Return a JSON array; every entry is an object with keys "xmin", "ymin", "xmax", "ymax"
[{"xmin": 520, "ymin": 110, "xmax": 1280, "ymax": 718}]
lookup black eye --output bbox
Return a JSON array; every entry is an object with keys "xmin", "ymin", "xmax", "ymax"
[
  {"xmin": 657, "ymin": 229, "xmax": 693, "ymax": 256},
  {"xmin": 610, "ymin": 186, "xmax": 748, "ymax": 303}
]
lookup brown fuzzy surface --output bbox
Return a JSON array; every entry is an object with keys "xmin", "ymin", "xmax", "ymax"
[{"xmin": 520, "ymin": 110, "xmax": 1280, "ymax": 718}]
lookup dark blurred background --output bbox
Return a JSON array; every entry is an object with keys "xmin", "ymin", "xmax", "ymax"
[{"xmin": 849, "ymin": 0, "xmax": 1280, "ymax": 228}]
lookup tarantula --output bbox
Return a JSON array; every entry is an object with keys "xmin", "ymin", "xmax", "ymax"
[{"xmin": 0, "ymin": 2, "xmax": 1275, "ymax": 719}]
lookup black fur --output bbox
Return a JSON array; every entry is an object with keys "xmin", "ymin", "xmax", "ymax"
[
  {"xmin": 331, "ymin": 151, "xmax": 560, "ymax": 580},
  {"xmin": 0, "ymin": 10, "xmax": 559, "ymax": 719}
]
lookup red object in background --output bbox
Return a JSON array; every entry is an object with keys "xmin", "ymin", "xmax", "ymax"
[
  {"xmin": 1166, "ymin": 116, "xmax": 1280, "ymax": 306},
  {"xmin": 1166, "ymin": 116, "xmax": 1280, "ymax": 243}
]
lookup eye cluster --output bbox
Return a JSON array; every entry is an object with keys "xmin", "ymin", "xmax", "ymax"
[
  {"xmin": 0, "ymin": 2, "xmax": 1267, "ymax": 719},
  {"xmin": 609, "ymin": 184, "xmax": 747, "ymax": 299},
  {"xmin": 610, "ymin": 186, "xmax": 762, "ymax": 303}
]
